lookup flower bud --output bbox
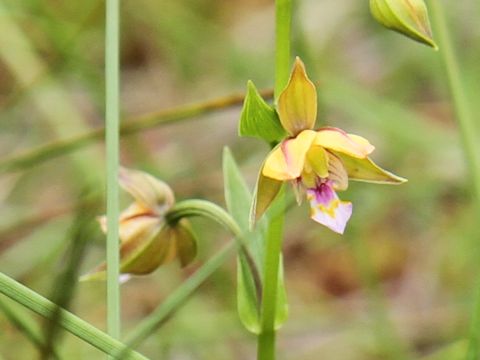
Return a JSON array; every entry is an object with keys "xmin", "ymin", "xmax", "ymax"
[
  {"xmin": 80, "ymin": 168, "xmax": 197, "ymax": 282},
  {"xmin": 370, "ymin": 0, "xmax": 438, "ymax": 49}
]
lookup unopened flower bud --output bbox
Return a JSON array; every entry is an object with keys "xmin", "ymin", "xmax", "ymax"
[
  {"xmin": 80, "ymin": 168, "xmax": 196, "ymax": 281},
  {"xmin": 370, "ymin": 0, "xmax": 438, "ymax": 49}
]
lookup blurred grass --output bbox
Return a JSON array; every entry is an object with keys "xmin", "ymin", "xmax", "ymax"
[{"xmin": 0, "ymin": 0, "xmax": 479, "ymax": 359}]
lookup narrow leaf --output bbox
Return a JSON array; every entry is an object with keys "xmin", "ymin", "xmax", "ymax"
[
  {"xmin": 237, "ymin": 257, "xmax": 261, "ymax": 334},
  {"xmin": 223, "ymin": 147, "xmax": 264, "ymax": 265},
  {"xmin": 223, "ymin": 147, "xmax": 263, "ymax": 334},
  {"xmin": 239, "ymin": 81, "xmax": 285, "ymax": 142},
  {"xmin": 223, "ymin": 147, "xmax": 253, "ymax": 230}
]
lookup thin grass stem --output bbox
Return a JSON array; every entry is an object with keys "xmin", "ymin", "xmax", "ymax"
[
  {"xmin": 428, "ymin": 1, "xmax": 480, "ymax": 359},
  {"xmin": 105, "ymin": 0, "xmax": 121, "ymax": 347},
  {"xmin": 0, "ymin": 297, "xmax": 62, "ymax": 359},
  {"xmin": 428, "ymin": 1, "xmax": 480, "ymax": 201},
  {"xmin": 0, "ymin": 273, "xmax": 147, "ymax": 360}
]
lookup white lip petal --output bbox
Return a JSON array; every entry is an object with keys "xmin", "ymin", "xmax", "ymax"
[{"xmin": 306, "ymin": 184, "xmax": 352, "ymax": 234}]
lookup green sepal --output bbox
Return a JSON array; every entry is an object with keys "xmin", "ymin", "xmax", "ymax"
[
  {"xmin": 238, "ymin": 81, "xmax": 286, "ymax": 143},
  {"xmin": 336, "ymin": 153, "xmax": 407, "ymax": 184},
  {"xmin": 250, "ymin": 161, "xmax": 283, "ymax": 229}
]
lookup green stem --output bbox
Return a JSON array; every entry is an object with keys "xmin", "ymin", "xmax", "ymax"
[
  {"xmin": 105, "ymin": 0, "xmax": 121, "ymax": 345},
  {"xmin": 274, "ymin": 0, "xmax": 292, "ymax": 100},
  {"xmin": 257, "ymin": 192, "xmax": 285, "ymax": 360},
  {"xmin": 467, "ymin": 280, "xmax": 480, "ymax": 360},
  {"xmin": 166, "ymin": 200, "xmax": 241, "ymax": 236},
  {"xmin": 429, "ymin": 0, "xmax": 480, "ymax": 201},
  {"xmin": 0, "ymin": 273, "xmax": 147, "ymax": 360},
  {"xmin": 257, "ymin": 0, "xmax": 291, "ymax": 358},
  {"xmin": 0, "ymin": 297, "xmax": 62, "ymax": 359},
  {"xmin": 428, "ymin": 1, "xmax": 480, "ymax": 359},
  {"xmin": 166, "ymin": 200, "xmax": 262, "ymax": 296}
]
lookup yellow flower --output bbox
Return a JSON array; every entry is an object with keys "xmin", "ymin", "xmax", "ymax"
[
  {"xmin": 252, "ymin": 58, "xmax": 406, "ymax": 234},
  {"xmin": 81, "ymin": 167, "xmax": 196, "ymax": 281}
]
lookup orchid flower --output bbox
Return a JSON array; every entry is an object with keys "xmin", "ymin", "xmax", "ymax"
[
  {"xmin": 252, "ymin": 58, "xmax": 406, "ymax": 234},
  {"xmin": 81, "ymin": 167, "xmax": 196, "ymax": 281}
]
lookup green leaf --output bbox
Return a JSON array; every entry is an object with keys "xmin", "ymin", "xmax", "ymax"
[
  {"xmin": 223, "ymin": 147, "xmax": 264, "ymax": 266},
  {"xmin": 223, "ymin": 147, "xmax": 252, "ymax": 230},
  {"xmin": 237, "ymin": 257, "xmax": 261, "ymax": 334},
  {"xmin": 223, "ymin": 147, "xmax": 262, "ymax": 333},
  {"xmin": 223, "ymin": 147, "xmax": 289, "ymax": 332},
  {"xmin": 238, "ymin": 81, "xmax": 286, "ymax": 142}
]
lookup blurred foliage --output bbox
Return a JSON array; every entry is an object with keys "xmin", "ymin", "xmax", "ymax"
[{"xmin": 0, "ymin": 0, "xmax": 479, "ymax": 359}]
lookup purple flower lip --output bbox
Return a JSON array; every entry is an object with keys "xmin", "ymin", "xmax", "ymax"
[
  {"xmin": 311, "ymin": 181, "xmax": 335, "ymax": 206},
  {"xmin": 307, "ymin": 183, "xmax": 352, "ymax": 234}
]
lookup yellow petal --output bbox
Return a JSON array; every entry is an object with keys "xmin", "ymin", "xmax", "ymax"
[
  {"xmin": 306, "ymin": 145, "xmax": 329, "ymax": 179},
  {"xmin": 97, "ymin": 215, "xmax": 107, "ymax": 234},
  {"xmin": 250, "ymin": 169, "xmax": 283, "ymax": 226},
  {"xmin": 300, "ymin": 166, "xmax": 316, "ymax": 188},
  {"xmin": 119, "ymin": 167, "xmax": 175, "ymax": 214},
  {"xmin": 119, "ymin": 212, "xmax": 159, "ymax": 244},
  {"xmin": 277, "ymin": 57, "xmax": 317, "ymax": 136},
  {"xmin": 263, "ymin": 130, "xmax": 316, "ymax": 181},
  {"xmin": 314, "ymin": 128, "xmax": 374, "ymax": 158},
  {"xmin": 347, "ymin": 134, "xmax": 375, "ymax": 153},
  {"xmin": 336, "ymin": 153, "xmax": 407, "ymax": 184}
]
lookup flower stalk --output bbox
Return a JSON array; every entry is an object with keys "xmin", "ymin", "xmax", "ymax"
[
  {"xmin": 257, "ymin": 198, "xmax": 285, "ymax": 360},
  {"xmin": 428, "ymin": 2, "xmax": 480, "ymax": 359},
  {"xmin": 428, "ymin": 0, "xmax": 480, "ymax": 202},
  {"xmin": 274, "ymin": 0, "xmax": 292, "ymax": 100},
  {"xmin": 257, "ymin": 0, "xmax": 292, "ymax": 358},
  {"xmin": 105, "ymin": 0, "xmax": 121, "ymax": 345}
]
